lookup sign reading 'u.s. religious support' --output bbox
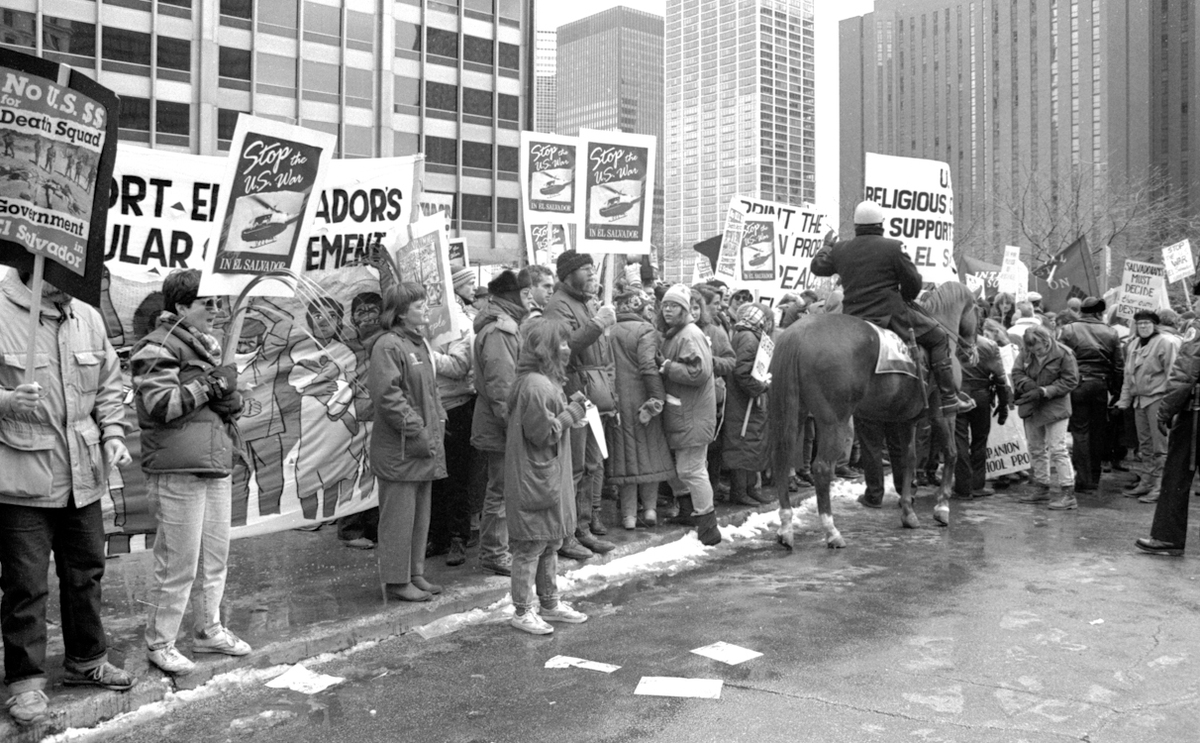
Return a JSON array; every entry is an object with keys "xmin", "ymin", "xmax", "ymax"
[
  {"xmin": 864, "ymin": 153, "xmax": 957, "ymax": 285},
  {"xmin": 576, "ymin": 128, "xmax": 655, "ymax": 255},
  {"xmin": 0, "ymin": 50, "xmax": 119, "ymax": 306}
]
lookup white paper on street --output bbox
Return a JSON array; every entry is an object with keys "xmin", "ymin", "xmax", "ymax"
[
  {"xmin": 265, "ymin": 664, "xmax": 345, "ymax": 694},
  {"xmin": 544, "ymin": 655, "xmax": 621, "ymax": 673},
  {"xmin": 634, "ymin": 676, "xmax": 723, "ymax": 699},
  {"xmin": 690, "ymin": 641, "xmax": 764, "ymax": 665}
]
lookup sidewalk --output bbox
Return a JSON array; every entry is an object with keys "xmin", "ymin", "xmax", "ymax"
[{"xmin": 0, "ymin": 492, "xmax": 784, "ymax": 742}]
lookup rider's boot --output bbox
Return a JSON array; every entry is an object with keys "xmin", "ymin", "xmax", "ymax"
[{"xmin": 933, "ymin": 358, "xmax": 976, "ymax": 416}]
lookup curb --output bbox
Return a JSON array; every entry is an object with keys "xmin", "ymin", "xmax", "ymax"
[{"xmin": 1, "ymin": 500, "xmax": 783, "ymax": 742}]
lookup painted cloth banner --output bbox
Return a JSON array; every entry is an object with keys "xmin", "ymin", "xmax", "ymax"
[
  {"xmin": 393, "ymin": 213, "xmax": 457, "ymax": 348},
  {"xmin": 1030, "ymin": 235, "xmax": 1098, "ymax": 311},
  {"xmin": 201, "ymin": 115, "xmax": 336, "ymax": 297},
  {"xmin": 1115, "ymin": 260, "xmax": 1169, "ymax": 320},
  {"xmin": 0, "ymin": 51, "xmax": 119, "ymax": 306},
  {"xmin": 863, "ymin": 153, "xmax": 957, "ymax": 285},
  {"xmin": 985, "ymin": 344, "xmax": 1030, "ymax": 477},
  {"xmin": 1162, "ymin": 239, "xmax": 1195, "ymax": 284},
  {"xmin": 577, "ymin": 128, "xmax": 655, "ymax": 254}
]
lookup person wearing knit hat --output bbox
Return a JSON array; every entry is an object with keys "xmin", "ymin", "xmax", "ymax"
[
  {"xmin": 656, "ymin": 283, "xmax": 722, "ymax": 546},
  {"xmin": 451, "ymin": 267, "xmax": 476, "ymax": 307},
  {"xmin": 544, "ymin": 250, "xmax": 619, "ymax": 559},
  {"xmin": 1116, "ymin": 309, "xmax": 1177, "ymax": 507}
]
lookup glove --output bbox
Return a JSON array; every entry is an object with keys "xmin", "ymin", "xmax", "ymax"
[
  {"xmin": 206, "ymin": 364, "xmax": 238, "ymax": 398},
  {"xmin": 1015, "ymin": 388, "xmax": 1044, "ymax": 406},
  {"xmin": 566, "ymin": 400, "xmax": 587, "ymax": 425},
  {"xmin": 594, "ymin": 305, "xmax": 617, "ymax": 330},
  {"xmin": 209, "ymin": 390, "xmax": 243, "ymax": 422},
  {"xmin": 569, "ymin": 391, "xmax": 588, "ymax": 406},
  {"xmin": 637, "ymin": 398, "xmax": 663, "ymax": 425},
  {"xmin": 994, "ymin": 403, "xmax": 1008, "ymax": 426},
  {"xmin": 823, "ymin": 228, "xmax": 837, "ymax": 248},
  {"xmin": 1158, "ymin": 412, "xmax": 1173, "ymax": 438}
]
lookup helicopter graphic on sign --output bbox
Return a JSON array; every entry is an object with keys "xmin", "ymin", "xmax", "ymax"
[
  {"xmin": 240, "ymin": 194, "xmax": 303, "ymax": 248},
  {"xmin": 593, "ymin": 182, "xmax": 644, "ymax": 223}
]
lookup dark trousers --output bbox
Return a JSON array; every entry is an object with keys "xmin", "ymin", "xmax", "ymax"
[
  {"xmin": 953, "ymin": 388, "xmax": 993, "ymax": 495},
  {"xmin": 1068, "ymin": 378, "xmax": 1109, "ymax": 489},
  {"xmin": 0, "ymin": 499, "xmax": 108, "ymax": 691},
  {"xmin": 858, "ymin": 418, "xmax": 911, "ymax": 502},
  {"xmin": 1151, "ymin": 410, "xmax": 1200, "ymax": 548},
  {"xmin": 570, "ymin": 424, "xmax": 601, "ymax": 533},
  {"xmin": 337, "ymin": 508, "xmax": 379, "ymax": 542},
  {"xmin": 430, "ymin": 398, "xmax": 477, "ymax": 547}
]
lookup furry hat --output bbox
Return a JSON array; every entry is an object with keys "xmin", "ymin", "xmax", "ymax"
[
  {"xmin": 487, "ymin": 270, "xmax": 521, "ymax": 298},
  {"xmin": 556, "ymin": 250, "xmax": 593, "ymax": 281}
]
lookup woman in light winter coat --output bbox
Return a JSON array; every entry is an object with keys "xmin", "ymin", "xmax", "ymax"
[
  {"xmin": 504, "ymin": 318, "xmax": 591, "ymax": 635},
  {"xmin": 1116, "ymin": 310, "xmax": 1181, "ymax": 502},
  {"xmin": 1012, "ymin": 323, "xmax": 1080, "ymax": 510}
]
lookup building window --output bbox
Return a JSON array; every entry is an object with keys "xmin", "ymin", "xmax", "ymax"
[
  {"xmin": 157, "ymin": 36, "xmax": 190, "ymax": 71},
  {"xmin": 462, "ymin": 140, "xmax": 493, "ymax": 169},
  {"xmin": 346, "ymin": 11, "xmax": 374, "ymax": 52},
  {"xmin": 156, "ymin": 100, "xmax": 190, "ymax": 135},
  {"xmin": 159, "ymin": 0, "xmax": 192, "ymax": 9},
  {"xmin": 41, "ymin": 17, "xmax": 95, "ymax": 59},
  {"xmin": 102, "ymin": 28, "xmax": 152, "ymax": 66},
  {"xmin": 425, "ymin": 136, "xmax": 457, "ymax": 166},
  {"xmin": 463, "ymin": 34, "xmax": 493, "ymax": 65},
  {"xmin": 461, "ymin": 194, "xmax": 493, "ymax": 223},
  {"xmin": 498, "ymin": 41, "xmax": 519, "ymax": 70},
  {"xmin": 497, "ymin": 0, "xmax": 520, "ymax": 21},
  {"xmin": 497, "ymin": 93, "xmax": 519, "ymax": 123},
  {"xmin": 219, "ymin": 46, "xmax": 251, "ymax": 79},
  {"xmin": 497, "ymin": 196, "xmax": 518, "ymax": 225},
  {"xmin": 464, "ymin": 0, "xmax": 492, "ymax": 15},
  {"xmin": 394, "ymin": 76, "xmax": 420, "ymax": 108},
  {"xmin": 303, "ymin": 60, "xmax": 340, "ymax": 101},
  {"xmin": 256, "ymin": 52, "xmax": 296, "ymax": 90},
  {"xmin": 396, "ymin": 21, "xmax": 420, "ymax": 55},
  {"xmin": 425, "ymin": 81, "xmax": 457, "ymax": 112},
  {"xmin": 303, "ymin": 2, "xmax": 340, "ymax": 45},
  {"xmin": 0, "ymin": 9, "xmax": 36, "ymax": 50},
  {"xmin": 344, "ymin": 125, "xmax": 374, "ymax": 158},
  {"xmin": 394, "ymin": 131, "xmax": 419, "ymax": 156},
  {"xmin": 120, "ymin": 96, "xmax": 152, "ymax": 132},
  {"xmin": 218, "ymin": 108, "xmax": 241, "ymax": 141},
  {"xmin": 426, "ymin": 27, "xmax": 458, "ymax": 60},
  {"xmin": 257, "ymin": 0, "xmax": 298, "ymax": 35},
  {"xmin": 497, "ymin": 144, "xmax": 518, "ymax": 173},
  {"xmin": 463, "ymin": 87, "xmax": 493, "ymax": 118},
  {"xmin": 220, "ymin": 0, "xmax": 252, "ymax": 19},
  {"xmin": 345, "ymin": 67, "xmax": 373, "ymax": 108}
]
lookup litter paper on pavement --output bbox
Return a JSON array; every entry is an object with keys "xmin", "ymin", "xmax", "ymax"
[
  {"xmin": 544, "ymin": 655, "xmax": 621, "ymax": 673},
  {"xmin": 690, "ymin": 641, "xmax": 763, "ymax": 665},
  {"xmin": 634, "ymin": 676, "xmax": 723, "ymax": 699},
  {"xmin": 264, "ymin": 664, "xmax": 344, "ymax": 695}
]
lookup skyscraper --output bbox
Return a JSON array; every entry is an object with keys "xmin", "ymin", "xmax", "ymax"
[
  {"xmin": 841, "ymin": 0, "xmax": 1200, "ymax": 266},
  {"xmin": 2, "ymin": 0, "xmax": 536, "ymax": 264},
  {"xmin": 663, "ymin": 0, "xmax": 816, "ymax": 283},
  {"xmin": 534, "ymin": 29, "xmax": 557, "ymax": 134},
  {"xmin": 556, "ymin": 6, "xmax": 664, "ymax": 252}
]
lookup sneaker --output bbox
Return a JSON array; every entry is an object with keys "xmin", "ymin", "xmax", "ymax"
[
  {"xmin": 622, "ymin": 515, "xmax": 637, "ymax": 530},
  {"xmin": 5, "ymin": 690, "xmax": 48, "ymax": 726},
  {"xmin": 640, "ymin": 509, "xmax": 657, "ymax": 527},
  {"xmin": 344, "ymin": 537, "xmax": 376, "ymax": 550},
  {"xmin": 539, "ymin": 601, "xmax": 588, "ymax": 624},
  {"xmin": 194, "ymin": 626, "xmax": 252, "ymax": 656},
  {"xmin": 446, "ymin": 537, "xmax": 467, "ymax": 567},
  {"xmin": 62, "ymin": 661, "xmax": 135, "ymax": 691},
  {"xmin": 510, "ymin": 610, "xmax": 554, "ymax": 635},
  {"xmin": 148, "ymin": 644, "xmax": 195, "ymax": 676},
  {"xmin": 1138, "ymin": 492, "xmax": 1160, "ymax": 504}
]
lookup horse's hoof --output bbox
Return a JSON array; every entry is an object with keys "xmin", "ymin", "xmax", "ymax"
[
  {"xmin": 933, "ymin": 506, "xmax": 950, "ymax": 526},
  {"xmin": 826, "ymin": 536, "xmax": 846, "ymax": 549},
  {"xmin": 776, "ymin": 534, "xmax": 794, "ymax": 551}
]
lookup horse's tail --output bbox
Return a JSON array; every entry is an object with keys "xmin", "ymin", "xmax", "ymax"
[{"xmin": 767, "ymin": 324, "xmax": 809, "ymax": 487}]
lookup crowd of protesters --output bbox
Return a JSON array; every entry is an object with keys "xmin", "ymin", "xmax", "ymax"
[{"xmin": 9, "ymin": 241, "xmax": 1200, "ymax": 725}]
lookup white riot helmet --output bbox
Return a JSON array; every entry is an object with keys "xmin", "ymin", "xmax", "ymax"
[{"xmin": 853, "ymin": 200, "xmax": 885, "ymax": 225}]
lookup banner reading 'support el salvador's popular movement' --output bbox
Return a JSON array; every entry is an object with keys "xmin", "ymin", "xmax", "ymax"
[
  {"xmin": 577, "ymin": 128, "xmax": 655, "ymax": 255},
  {"xmin": 0, "ymin": 51, "xmax": 119, "ymax": 306},
  {"xmin": 200, "ymin": 114, "xmax": 336, "ymax": 298},
  {"xmin": 864, "ymin": 152, "xmax": 957, "ymax": 285}
]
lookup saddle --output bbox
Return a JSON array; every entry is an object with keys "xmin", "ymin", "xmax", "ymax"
[{"xmin": 868, "ymin": 324, "xmax": 920, "ymax": 379}]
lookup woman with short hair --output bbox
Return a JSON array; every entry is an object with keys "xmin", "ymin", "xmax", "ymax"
[{"xmin": 1012, "ymin": 323, "xmax": 1080, "ymax": 510}]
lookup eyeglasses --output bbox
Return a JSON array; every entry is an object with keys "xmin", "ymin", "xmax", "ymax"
[{"xmin": 199, "ymin": 298, "xmax": 222, "ymax": 310}]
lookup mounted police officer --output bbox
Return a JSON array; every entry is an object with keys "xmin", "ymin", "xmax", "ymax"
[{"xmin": 811, "ymin": 200, "xmax": 974, "ymax": 416}]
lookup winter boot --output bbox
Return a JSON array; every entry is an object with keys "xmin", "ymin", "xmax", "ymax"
[
  {"xmin": 695, "ymin": 510, "xmax": 722, "ymax": 546},
  {"xmin": 590, "ymin": 508, "xmax": 608, "ymax": 536},
  {"xmin": 667, "ymin": 495, "xmax": 696, "ymax": 526},
  {"xmin": 933, "ymin": 358, "xmax": 976, "ymax": 415},
  {"xmin": 1047, "ymin": 488, "xmax": 1078, "ymax": 510},
  {"xmin": 730, "ymin": 470, "xmax": 758, "ymax": 506}
]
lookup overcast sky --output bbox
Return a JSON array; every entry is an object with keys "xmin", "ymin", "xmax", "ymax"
[{"xmin": 537, "ymin": 0, "xmax": 876, "ymax": 218}]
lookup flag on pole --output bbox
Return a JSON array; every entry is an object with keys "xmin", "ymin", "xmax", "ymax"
[{"xmin": 1031, "ymin": 236, "xmax": 1099, "ymax": 310}]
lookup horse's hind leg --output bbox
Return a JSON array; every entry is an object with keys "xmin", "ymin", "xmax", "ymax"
[
  {"xmin": 895, "ymin": 421, "xmax": 921, "ymax": 529},
  {"xmin": 931, "ymin": 414, "xmax": 955, "ymax": 526},
  {"xmin": 814, "ymin": 422, "xmax": 847, "ymax": 548}
]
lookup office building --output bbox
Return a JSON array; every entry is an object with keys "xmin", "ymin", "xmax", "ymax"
[
  {"xmin": 662, "ymin": 0, "xmax": 816, "ymax": 283},
  {"xmin": 840, "ymin": 0, "xmax": 1200, "ymax": 264},
  {"xmin": 533, "ymin": 28, "xmax": 555, "ymax": 133},
  {"xmin": 2, "ymin": 0, "xmax": 536, "ymax": 264},
  {"xmin": 556, "ymin": 6, "xmax": 664, "ymax": 253}
]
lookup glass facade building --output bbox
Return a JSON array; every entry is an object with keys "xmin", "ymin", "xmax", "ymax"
[
  {"xmin": 1, "ymin": 0, "xmax": 535, "ymax": 264},
  {"xmin": 556, "ymin": 7, "xmax": 664, "ymax": 253},
  {"xmin": 534, "ymin": 28, "xmax": 555, "ymax": 134},
  {"xmin": 663, "ymin": 0, "xmax": 816, "ymax": 283}
]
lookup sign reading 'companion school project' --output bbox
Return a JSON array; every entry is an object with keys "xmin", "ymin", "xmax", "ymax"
[
  {"xmin": 0, "ymin": 51, "xmax": 119, "ymax": 306},
  {"xmin": 577, "ymin": 128, "xmax": 655, "ymax": 254},
  {"xmin": 201, "ymin": 115, "xmax": 336, "ymax": 297},
  {"xmin": 864, "ymin": 153, "xmax": 957, "ymax": 285}
]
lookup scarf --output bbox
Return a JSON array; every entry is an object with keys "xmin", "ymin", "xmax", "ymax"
[{"xmin": 156, "ymin": 311, "xmax": 222, "ymax": 364}]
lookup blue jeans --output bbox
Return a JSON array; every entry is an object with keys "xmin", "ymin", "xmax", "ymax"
[
  {"xmin": 144, "ymin": 473, "xmax": 233, "ymax": 650},
  {"xmin": 480, "ymin": 451, "xmax": 509, "ymax": 564},
  {"xmin": 510, "ymin": 539, "xmax": 562, "ymax": 612},
  {"xmin": 0, "ymin": 499, "xmax": 109, "ymax": 694},
  {"xmin": 669, "ymin": 445, "xmax": 715, "ymax": 514}
]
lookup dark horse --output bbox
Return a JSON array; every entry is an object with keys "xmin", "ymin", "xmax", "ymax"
[{"xmin": 768, "ymin": 281, "xmax": 979, "ymax": 549}]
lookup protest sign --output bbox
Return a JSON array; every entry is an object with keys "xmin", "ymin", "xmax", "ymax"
[
  {"xmin": 577, "ymin": 128, "xmax": 655, "ymax": 254},
  {"xmin": 393, "ymin": 213, "xmax": 457, "ymax": 347},
  {"xmin": 720, "ymin": 195, "xmax": 831, "ymax": 304},
  {"xmin": 997, "ymin": 246, "xmax": 1029, "ymax": 302},
  {"xmin": 1115, "ymin": 260, "xmax": 1168, "ymax": 320},
  {"xmin": 1162, "ymin": 239, "xmax": 1194, "ymax": 284},
  {"xmin": 526, "ymin": 222, "xmax": 570, "ymax": 266},
  {"xmin": 864, "ymin": 153, "xmax": 957, "ymax": 284},
  {"xmin": 417, "ymin": 190, "xmax": 454, "ymax": 223},
  {"xmin": 520, "ymin": 131, "xmax": 578, "ymax": 219},
  {"xmin": 984, "ymin": 343, "xmax": 1029, "ymax": 477},
  {"xmin": 0, "ymin": 51, "xmax": 119, "ymax": 307},
  {"xmin": 201, "ymin": 115, "xmax": 336, "ymax": 297},
  {"xmin": 448, "ymin": 237, "xmax": 468, "ymax": 269},
  {"xmin": 751, "ymin": 334, "xmax": 774, "ymax": 384},
  {"xmin": 715, "ymin": 198, "xmax": 746, "ymax": 281}
]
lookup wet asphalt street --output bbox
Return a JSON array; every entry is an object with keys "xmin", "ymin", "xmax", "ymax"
[{"xmin": 103, "ymin": 487, "xmax": 1200, "ymax": 743}]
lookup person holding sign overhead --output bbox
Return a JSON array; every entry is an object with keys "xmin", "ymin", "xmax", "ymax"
[{"xmin": 0, "ymin": 271, "xmax": 135, "ymax": 726}]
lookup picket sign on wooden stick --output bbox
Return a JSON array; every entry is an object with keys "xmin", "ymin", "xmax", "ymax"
[
  {"xmin": 23, "ymin": 255, "xmax": 45, "ymax": 385},
  {"xmin": 603, "ymin": 254, "xmax": 615, "ymax": 305}
]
